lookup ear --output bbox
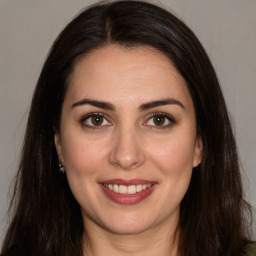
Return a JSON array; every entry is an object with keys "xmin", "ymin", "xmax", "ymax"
[
  {"xmin": 54, "ymin": 128, "xmax": 64, "ymax": 164},
  {"xmin": 193, "ymin": 136, "xmax": 203, "ymax": 167}
]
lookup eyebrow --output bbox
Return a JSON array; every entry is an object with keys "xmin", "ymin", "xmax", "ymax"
[
  {"xmin": 72, "ymin": 99, "xmax": 116, "ymax": 110},
  {"xmin": 139, "ymin": 98, "xmax": 185, "ymax": 111},
  {"xmin": 71, "ymin": 98, "xmax": 185, "ymax": 111}
]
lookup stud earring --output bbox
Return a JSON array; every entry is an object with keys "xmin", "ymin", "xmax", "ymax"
[{"xmin": 58, "ymin": 157, "xmax": 65, "ymax": 173}]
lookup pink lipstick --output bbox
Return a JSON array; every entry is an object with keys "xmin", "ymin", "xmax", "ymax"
[{"xmin": 99, "ymin": 179, "xmax": 157, "ymax": 205}]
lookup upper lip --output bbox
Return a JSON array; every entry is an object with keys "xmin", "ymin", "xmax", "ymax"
[{"xmin": 99, "ymin": 179, "xmax": 157, "ymax": 186}]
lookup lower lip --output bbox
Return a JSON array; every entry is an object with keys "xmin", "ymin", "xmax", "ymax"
[{"xmin": 100, "ymin": 184, "xmax": 156, "ymax": 205}]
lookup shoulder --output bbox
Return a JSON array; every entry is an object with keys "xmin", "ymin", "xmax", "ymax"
[{"xmin": 244, "ymin": 242, "xmax": 256, "ymax": 256}]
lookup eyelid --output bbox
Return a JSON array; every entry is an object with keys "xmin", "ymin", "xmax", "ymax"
[
  {"xmin": 144, "ymin": 112, "xmax": 175, "ymax": 128},
  {"xmin": 80, "ymin": 112, "xmax": 112, "ymax": 128},
  {"xmin": 80, "ymin": 112, "xmax": 175, "ymax": 129}
]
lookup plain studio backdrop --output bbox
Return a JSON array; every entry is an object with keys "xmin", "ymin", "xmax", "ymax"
[{"xmin": 0, "ymin": 0, "xmax": 255, "ymax": 244}]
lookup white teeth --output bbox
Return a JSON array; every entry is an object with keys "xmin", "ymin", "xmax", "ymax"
[
  {"xmin": 113, "ymin": 184, "xmax": 119, "ymax": 193},
  {"xmin": 136, "ymin": 184, "xmax": 142, "ymax": 192},
  {"xmin": 128, "ymin": 185, "xmax": 136, "ymax": 194},
  {"xmin": 119, "ymin": 185, "xmax": 127, "ymax": 194},
  {"xmin": 104, "ymin": 183, "xmax": 152, "ymax": 194}
]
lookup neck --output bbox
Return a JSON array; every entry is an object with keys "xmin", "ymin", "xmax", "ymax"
[{"xmin": 82, "ymin": 218, "xmax": 179, "ymax": 256}]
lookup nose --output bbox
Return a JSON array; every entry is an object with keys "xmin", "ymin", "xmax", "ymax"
[{"xmin": 108, "ymin": 126, "xmax": 146, "ymax": 170}]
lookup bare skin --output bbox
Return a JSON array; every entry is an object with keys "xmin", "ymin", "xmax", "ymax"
[{"xmin": 55, "ymin": 45, "xmax": 203, "ymax": 256}]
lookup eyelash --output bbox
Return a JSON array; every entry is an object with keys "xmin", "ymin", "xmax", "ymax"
[
  {"xmin": 80, "ymin": 113, "xmax": 111, "ymax": 129},
  {"xmin": 144, "ymin": 112, "xmax": 175, "ymax": 129},
  {"xmin": 80, "ymin": 112, "xmax": 175, "ymax": 129}
]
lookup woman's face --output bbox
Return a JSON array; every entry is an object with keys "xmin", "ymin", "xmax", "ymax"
[{"xmin": 55, "ymin": 45, "xmax": 202, "ymax": 235}]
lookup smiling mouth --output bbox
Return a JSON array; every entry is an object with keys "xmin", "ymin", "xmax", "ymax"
[
  {"xmin": 99, "ymin": 179, "xmax": 157, "ymax": 204},
  {"xmin": 103, "ymin": 184, "xmax": 152, "ymax": 194}
]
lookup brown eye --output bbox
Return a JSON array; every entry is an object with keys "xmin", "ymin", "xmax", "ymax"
[
  {"xmin": 144, "ymin": 113, "xmax": 174, "ymax": 128},
  {"xmin": 91, "ymin": 116, "xmax": 104, "ymax": 126},
  {"xmin": 82, "ymin": 113, "xmax": 111, "ymax": 128},
  {"xmin": 153, "ymin": 116, "xmax": 166, "ymax": 126}
]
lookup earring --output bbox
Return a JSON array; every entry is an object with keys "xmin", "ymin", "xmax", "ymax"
[{"xmin": 58, "ymin": 157, "xmax": 65, "ymax": 173}]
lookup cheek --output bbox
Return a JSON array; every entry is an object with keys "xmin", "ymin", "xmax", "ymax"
[
  {"xmin": 61, "ymin": 131, "xmax": 109, "ymax": 176},
  {"xmin": 60, "ymin": 132, "xmax": 109, "ymax": 210},
  {"xmin": 142, "ymin": 132, "xmax": 195, "ymax": 219},
  {"xmin": 148, "ymin": 132, "xmax": 196, "ymax": 175}
]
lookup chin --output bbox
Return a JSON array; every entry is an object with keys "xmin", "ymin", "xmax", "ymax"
[
  {"xmin": 99, "ymin": 211, "xmax": 155, "ymax": 235},
  {"xmin": 105, "ymin": 222, "xmax": 151, "ymax": 235}
]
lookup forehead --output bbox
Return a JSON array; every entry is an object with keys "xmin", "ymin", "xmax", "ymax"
[{"xmin": 65, "ymin": 44, "xmax": 193, "ymax": 109}]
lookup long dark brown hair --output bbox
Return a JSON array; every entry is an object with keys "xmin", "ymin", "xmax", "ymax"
[{"xmin": 1, "ymin": 1, "xmax": 252, "ymax": 255}]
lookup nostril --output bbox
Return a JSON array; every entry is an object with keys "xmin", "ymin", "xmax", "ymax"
[
  {"xmin": 109, "ymin": 147, "xmax": 146, "ymax": 170},
  {"xmin": 108, "ymin": 130, "xmax": 146, "ymax": 170}
]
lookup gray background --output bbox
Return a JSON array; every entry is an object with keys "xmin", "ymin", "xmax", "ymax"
[{"xmin": 0, "ymin": 0, "xmax": 255, "ymax": 244}]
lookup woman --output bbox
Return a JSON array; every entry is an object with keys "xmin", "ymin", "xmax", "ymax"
[{"xmin": 1, "ymin": 1, "xmax": 254, "ymax": 255}]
